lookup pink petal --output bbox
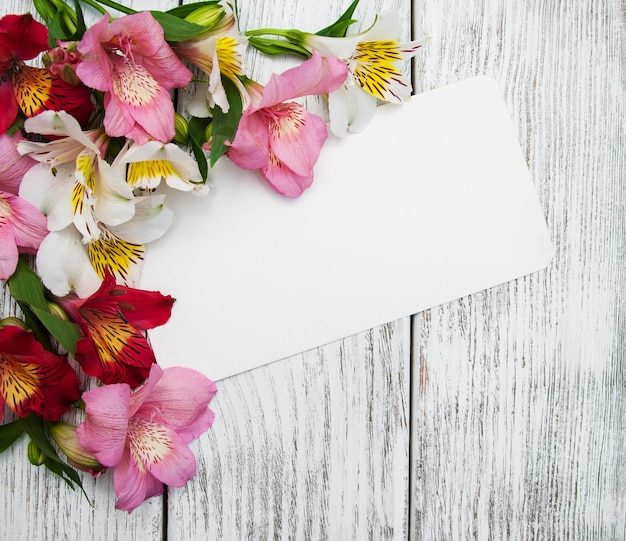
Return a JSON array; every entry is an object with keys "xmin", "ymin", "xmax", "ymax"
[
  {"xmin": 106, "ymin": 12, "xmax": 163, "ymax": 58},
  {"xmin": 101, "ymin": 92, "xmax": 137, "ymax": 141},
  {"xmin": 129, "ymin": 416, "xmax": 198, "ymax": 487},
  {"xmin": 259, "ymin": 52, "xmax": 348, "ymax": 109},
  {"xmin": 77, "ymin": 383, "xmax": 131, "ymax": 467},
  {"xmin": 269, "ymin": 108, "xmax": 328, "ymax": 177},
  {"xmin": 0, "ymin": 218, "xmax": 18, "ymax": 279},
  {"xmin": 75, "ymin": 15, "xmax": 111, "ymax": 92},
  {"xmin": 137, "ymin": 367, "xmax": 217, "ymax": 441},
  {"xmin": 113, "ymin": 449, "xmax": 164, "ymax": 512},
  {"xmin": 4, "ymin": 193, "xmax": 48, "ymax": 251},
  {"xmin": 127, "ymin": 363, "xmax": 162, "ymax": 417},
  {"xmin": 227, "ymin": 112, "xmax": 270, "ymax": 170},
  {"xmin": 140, "ymin": 41, "xmax": 192, "ymax": 91},
  {"xmin": 262, "ymin": 158, "xmax": 314, "ymax": 198},
  {"xmin": 0, "ymin": 131, "xmax": 36, "ymax": 194}
]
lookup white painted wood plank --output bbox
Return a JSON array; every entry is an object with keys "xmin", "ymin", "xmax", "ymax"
[
  {"xmin": 411, "ymin": 0, "xmax": 625, "ymax": 539},
  {"xmin": 166, "ymin": 0, "xmax": 413, "ymax": 538},
  {"xmin": 0, "ymin": 1, "xmax": 175, "ymax": 538},
  {"xmin": 169, "ymin": 319, "xmax": 411, "ymax": 540}
]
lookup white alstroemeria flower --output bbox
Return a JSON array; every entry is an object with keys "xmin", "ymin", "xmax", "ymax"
[
  {"xmin": 37, "ymin": 195, "xmax": 173, "ymax": 298},
  {"xmin": 18, "ymin": 111, "xmax": 135, "ymax": 243},
  {"xmin": 303, "ymin": 12, "xmax": 428, "ymax": 136},
  {"xmin": 174, "ymin": 2, "xmax": 250, "ymax": 115},
  {"xmin": 115, "ymin": 141, "xmax": 207, "ymax": 194}
]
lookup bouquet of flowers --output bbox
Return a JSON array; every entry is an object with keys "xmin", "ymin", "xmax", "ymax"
[{"xmin": 0, "ymin": 0, "xmax": 425, "ymax": 512}]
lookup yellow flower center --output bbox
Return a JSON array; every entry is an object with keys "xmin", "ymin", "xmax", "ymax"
[
  {"xmin": 88, "ymin": 230, "xmax": 144, "ymax": 282},
  {"xmin": 216, "ymin": 36, "xmax": 244, "ymax": 81},
  {"xmin": 127, "ymin": 160, "xmax": 180, "ymax": 189},
  {"xmin": 352, "ymin": 40, "xmax": 406, "ymax": 101},
  {"xmin": 0, "ymin": 355, "xmax": 43, "ymax": 415},
  {"xmin": 12, "ymin": 65, "xmax": 54, "ymax": 117}
]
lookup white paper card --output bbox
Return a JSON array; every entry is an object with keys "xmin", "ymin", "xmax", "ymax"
[{"xmin": 140, "ymin": 76, "xmax": 553, "ymax": 380}]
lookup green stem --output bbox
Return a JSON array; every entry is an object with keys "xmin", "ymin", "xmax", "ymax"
[
  {"xmin": 79, "ymin": 0, "xmax": 136, "ymax": 15},
  {"xmin": 245, "ymin": 27, "xmax": 293, "ymax": 38}
]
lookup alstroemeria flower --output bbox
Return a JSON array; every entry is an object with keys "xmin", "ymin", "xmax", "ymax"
[
  {"xmin": 0, "ymin": 325, "xmax": 80, "ymax": 421},
  {"xmin": 0, "ymin": 131, "xmax": 36, "ymax": 195},
  {"xmin": 227, "ymin": 52, "xmax": 348, "ymax": 197},
  {"xmin": 77, "ymin": 364, "xmax": 217, "ymax": 512},
  {"xmin": 0, "ymin": 14, "xmax": 93, "ymax": 134},
  {"xmin": 55, "ymin": 272, "xmax": 174, "ymax": 386},
  {"xmin": 0, "ymin": 13, "xmax": 48, "ymax": 133},
  {"xmin": 115, "ymin": 140, "xmax": 206, "ymax": 193},
  {"xmin": 302, "ymin": 12, "xmax": 427, "ymax": 136},
  {"xmin": 0, "ymin": 191, "xmax": 48, "ymax": 280},
  {"xmin": 174, "ymin": 2, "xmax": 248, "ymax": 115},
  {"xmin": 76, "ymin": 12, "xmax": 193, "ymax": 144},
  {"xmin": 35, "ymin": 196, "xmax": 172, "ymax": 298}
]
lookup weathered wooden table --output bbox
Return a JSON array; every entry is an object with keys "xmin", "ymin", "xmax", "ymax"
[{"xmin": 1, "ymin": 0, "xmax": 624, "ymax": 539}]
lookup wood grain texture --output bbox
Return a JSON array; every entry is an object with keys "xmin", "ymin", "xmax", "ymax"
[
  {"xmin": 169, "ymin": 320, "xmax": 410, "ymax": 540},
  {"xmin": 168, "ymin": 1, "xmax": 413, "ymax": 539},
  {"xmin": 412, "ymin": 0, "xmax": 625, "ymax": 539},
  {"xmin": 1, "ymin": 0, "xmax": 624, "ymax": 539},
  {"xmin": 0, "ymin": 1, "xmax": 173, "ymax": 538}
]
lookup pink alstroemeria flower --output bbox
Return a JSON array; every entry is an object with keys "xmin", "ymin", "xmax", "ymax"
[
  {"xmin": 227, "ymin": 52, "xmax": 348, "ymax": 197},
  {"xmin": 0, "ymin": 131, "xmax": 36, "ymax": 195},
  {"xmin": 77, "ymin": 364, "xmax": 217, "ymax": 512},
  {"xmin": 0, "ymin": 191, "xmax": 48, "ymax": 280},
  {"xmin": 76, "ymin": 12, "xmax": 193, "ymax": 144}
]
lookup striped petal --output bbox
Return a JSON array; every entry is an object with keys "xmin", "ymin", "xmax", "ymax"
[
  {"xmin": 0, "ymin": 325, "xmax": 80, "ymax": 421},
  {"xmin": 88, "ymin": 227, "xmax": 144, "ymax": 288}
]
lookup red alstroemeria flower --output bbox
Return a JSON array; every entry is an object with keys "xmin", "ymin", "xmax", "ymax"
[
  {"xmin": 55, "ymin": 273, "xmax": 175, "ymax": 387},
  {"xmin": 0, "ymin": 325, "xmax": 81, "ymax": 422},
  {"xmin": 0, "ymin": 14, "xmax": 48, "ymax": 133},
  {"xmin": 0, "ymin": 14, "xmax": 94, "ymax": 134}
]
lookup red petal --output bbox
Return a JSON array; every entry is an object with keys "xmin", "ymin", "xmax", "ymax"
[
  {"xmin": 0, "ymin": 326, "xmax": 80, "ymax": 421},
  {"xmin": 86, "ymin": 272, "xmax": 174, "ymax": 330},
  {"xmin": 13, "ymin": 65, "xmax": 94, "ymax": 124},
  {"xmin": 0, "ymin": 14, "xmax": 49, "ymax": 70},
  {"xmin": 73, "ymin": 308, "xmax": 155, "ymax": 387},
  {"xmin": 0, "ymin": 71, "xmax": 18, "ymax": 134}
]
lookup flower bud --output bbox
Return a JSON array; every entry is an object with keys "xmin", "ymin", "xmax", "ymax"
[
  {"xmin": 185, "ymin": 4, "xmax": 226, "ymax": 30},
  {"xmin": 42, "ymin": 42, "xmax": 82, "ymax": 86},
  {"xmin": 49, "ymin": 423, "xmax": 106, "ymax": 477},
  {"xmin": 27, "ymin": 440, "xmax": 46, "ymax": 466},
  {"xmin": 0, "ymin": 317, "xmax": 29, "ymax": 330},
  {"xmin": 46, "ymin": 301, "xmax": 70, "ymax": 321},
  {"xmin": 173, "ymin": 113, "xmax": 190, "ymax": 145}
]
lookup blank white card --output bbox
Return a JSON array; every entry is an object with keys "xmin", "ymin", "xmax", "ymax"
[{"xmin": 140, "ymin": 76, "xmax": 553, "ymax": 380}]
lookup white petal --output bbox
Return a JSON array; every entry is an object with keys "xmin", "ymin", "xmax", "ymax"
[
  {"xmin": 108, "ymin": 195, "xmax": 173, "ymax": 244},
  {"xmin": 19, "ymin": 163, "xmax": 74, "ymax": 231},
  {"xmin": 23, "ymin": 111, "xmax": 101, "ymax": 156},
  {"xmin": 93, "ymin": 159, "xmax": 135, "ymax": 227},
  {"xmin": 187, "ymin": 81, "xmax": 212, "ymax": 118},
  {"xmin": 328, "ymin": 84, "xmax": 378, "ymax": 135},
  {"xmin": 36, "ymin": 227, "xmax": 101, "ymax": 298}
]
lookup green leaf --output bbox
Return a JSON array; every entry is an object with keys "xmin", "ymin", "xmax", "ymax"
[
  {"xmin": 0, "ymin": 421, "xmax": 25, "ymax": 454},
  {"xmin": 210, "ymin": 76, "xmax": 243, "ymax": 167},
  {"xmin": 33, "ymin": 0, "xmax": 56, "ymax": 24},
  {"xmin": 20, "ymin": 415, "xmax": 89, "ymax": 501},
  {"xmin": 188, "ymin": 116, "xmax": 212, "ymax": 182},
  {"xmin": 149, "ymin": 10, "xmax": 206, "ymax": 42},
  {"xmin": 166, "ymin": 1, "xmax": 221, "ymax": 18},
  {"xmin": 7, "ymin": 258, "xmax": 81, "ymax": 355},
  {"xmin": 32, "ymin": 307, "xmax": 81, "ymax": 356},
  {"xmin": 316, "ymin": 0, "xmax": 360, "ymax": 37}
]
